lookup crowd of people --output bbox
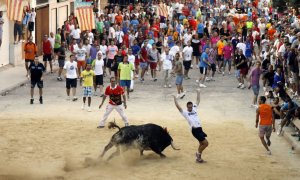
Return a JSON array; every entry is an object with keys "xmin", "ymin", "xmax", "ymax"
[{"xmin": 23, "ymin": 0, "xmax": 300, "ymax": 161}]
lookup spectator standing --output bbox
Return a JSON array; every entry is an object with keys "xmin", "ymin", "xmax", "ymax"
[
  {"xmin": 80, "ymin": 64, "xmax": 95, "ymax": 112},
  {"xmin": 24, "ymin": 37, "xmax": 37, "ymax": 76},
  {"xmin": 28, "ymin": 56, "xmax": 45, "ymax": 104},
  {"xmin": 63, "ymin": 55, "xmax": 78, "ymax": 101},
  {"xmin": 42, "ymin": 34, "xmax": 53, "ymax": 73}
]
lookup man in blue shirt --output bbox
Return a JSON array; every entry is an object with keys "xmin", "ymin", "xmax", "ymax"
[
  {"xmin": 197, "ymin": 21, "xmax": 204, "ymax": 38},
  {"xmin": 198, "ymin": 47, "xmax": 210, "ymax": 88}
]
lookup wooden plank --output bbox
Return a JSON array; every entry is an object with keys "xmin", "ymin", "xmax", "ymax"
[{"xmin": 293, "ymin": 119, "xmax": 300, "ymax": 130}]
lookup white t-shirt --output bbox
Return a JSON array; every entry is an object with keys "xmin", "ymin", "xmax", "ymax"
[
  {"xmin": 108, "ymin": 27, "xmax": 116, "ymax": 39},
  {"xmin": 178, "ymin": 4, "xmax": 184, "ymax": 13},
  {"xmin": 261, "ymin": 39, "xmax": 270, "ymax": 52},
  {"xmin": 128, "ymin": 54, "xmax": 135, "ymax": 65},
  {"xmin": 71, "ymin": 29, "xmax": 81, "ymax": 39},
  {"xmin": 93, "ymin": 59, "xmax": 104, "ymax": 75},
  {"xmin": 258, "ymin": 23, "xmax": 266, "ymax": 36},
  {"xmin": 64, "ymin": 61, "xmax": 78, "ymax": 79},
  {"xmin": 115, "ymin": 31, "xmax": 124, "ymax": 43},
  {"xmin": 69, "ymin": 24, "xmax": 75, "ymax": 32},
  {"xmin": 183, "ymin": 33, "xmax": 192, "ymax": 45},
  {"xmin": 129, "ymin": 34, "xmax": 136, "ymax": 46},
  {"xmin": 88, "ymin": 32, "xmax": 94, "ymax": 44},
  {"xmin": 99, "ymin": 45, "xmax": 108, "ymax": 59},
  {"xmin": 83, "ymin": 44, "xmax": 91, "ymax": 58},
  {"xmin": 108, "ymin": 13, "xmax": 116, "ymax": 23},
  {"xmin": 48, "ymin": 37, "xmax": 55, "ymax": 49},
  {"xmin": 182, "ymin": 46, "xmax": 193, "ymax": 61},
  {"xmin": 170, "ymin": 45, "xmax": 180, "ymax": 57},
  {"xmin": 75, "ymin": 47, "xmax": 87, "ymax": 61},
  {"xmin": 161, "ymin": 53, "xmax": 173, "ymax": 70},
  {"xmin": 236, "ymin": 42, "xmax": 246, "ymax": 56},
  {"xmin": 28, "ymin": 12, "xmax": 36, "ymax": 22},
  {"xmin": 181, "ymin": 104, "xmax": 202, "ymax": 129}
]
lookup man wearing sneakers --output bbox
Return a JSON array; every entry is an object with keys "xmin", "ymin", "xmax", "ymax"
[
  {"xmin": 57, "ymin": 41, "xmax": 66, "ymax": 81},
  {"xmin": 198, "ymin": 47, "xmax": 210, "ymax": 88},
  {"xmin": 80, "ymin": 64, "xmax": 95, "ymax": 112},
  {"xmin": 161, "ymin": 47, "xmax": 173, "ymax": 88},
  {"xmin": 173, "ymin": 53, "xmax": 185, "ymax": 98},
  {"xmin": 97, "ymin": 77, "xmax": 129, "ymax": 128},
  {"xmin": 172, "ymin": 89, "xmax": 209, "ymax": 163},
  {"xmin": 182, "ymin": 41, "xmax": 193, "ymax": 79},
  {"xmin": 64, "ymin": 55, "xmax": 78, "ymax": 101},
  {"xmin": 118, "ymin": 55, "xmax": 135, "ymax": 99},
  {"xmin": 256, "ymin": 96, "xmax": 275, "ymax": 155},
  {"xmin": 92, "ymin": 52, "xmax": 105, "ymax": 96},
  {"xmin": 28, "ymin": 56, "xmax": 45, "ymax": 104}
]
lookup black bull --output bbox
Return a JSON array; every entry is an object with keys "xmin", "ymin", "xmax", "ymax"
[{"xmin": 100, "ymin": 122, "xmax": 180, "ymax": 160}]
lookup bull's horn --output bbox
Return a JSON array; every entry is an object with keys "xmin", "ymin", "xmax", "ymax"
[{"xmin": 171, "ymin": 142, "xmax": 180, "ymax": 150}]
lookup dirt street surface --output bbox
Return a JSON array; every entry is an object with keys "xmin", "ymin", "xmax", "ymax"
[{"xmin": 0, "ymin": 69, "xmax": 300, "ymax": 180}]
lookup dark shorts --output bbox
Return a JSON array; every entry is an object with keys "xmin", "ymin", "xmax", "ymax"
[
  {"xmin": 192, "ymin": 127, "xmax": 207, "ymax": 142},
  {"xmin": 240, "ymin": 67, "xmax": 248, "ymax": 76},
  {"xmin": 58, "ymin": 59, "xmax": 65, "ymax": 68},
  {"xmin": 106, "ymin": 59, "xmax": 114, "ymax": 68},
  {"xmin": 54, "ymin": 48, "xmax": 60, "ymax": 54},
  {"xmin": 120, "ymin": 80, "xmax": 131, "ymax": 88},
  {"xmin": 217, "ymin": 55, "xmax": 223, "ymax": 61},
  {"xmin": 209, "ymin": 63, "xmax": 216, "ymax": 72},
  {"xmin": 149, "ymin": 62, "xmax": 157, "ymax": 70},
  {"xmin": 193, "ymin": 52, "xmax": 200, "ymax": 57},
  {"xmin": 183, "ymin": 61, "xmax": 192, "ymax": 70},
  {"xmin": 66, "ymin": 78, "xmax": 77, "ymax": 89},
  {"xmin": 199, "ymin": 67, "xmax": 207, "ymax": 75},
  {"xmin": 43, "ymin": 54, "xmax": 52, "ymax": 61},
  {"xmin": 31, "ymin": 80, "xmax": 43, "ymax": 88},
  {"xmin": 25, "ymin": 59, "xmax": 33, "ymax": 63},
  {"xmin": 14, "ymin": 23, "xmax": 22, "ymax": 36},
  {"xmin": 28, "ymin": 22, "xmax": 34, "ymax": 31},
  {"xmin": 95, "ymin": 75, "xmax": 103, "ymax": 85},
  {"xmin": 198, "ymin": 33, "xmax": 204, "ymax": 38}
]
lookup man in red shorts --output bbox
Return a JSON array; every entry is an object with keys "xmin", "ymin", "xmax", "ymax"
[
  {"xmin": 148, "ymin": 44, "xmax": 160, "ymax": 81},
  {"xmin": 97, "ymin": 77, "xmax": 129, "ymax": 128}
]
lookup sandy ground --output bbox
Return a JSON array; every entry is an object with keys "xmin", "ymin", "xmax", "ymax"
[{"xmin": 0, "ymin": 69, "xmax": 300, "ymax": 180}]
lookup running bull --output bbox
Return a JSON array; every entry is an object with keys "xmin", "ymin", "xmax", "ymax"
[{"xmin": 100, "ymin": 122, "xmax": 180, "ymax": 160}]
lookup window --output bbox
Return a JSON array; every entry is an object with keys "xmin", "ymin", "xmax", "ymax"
[{"xmin": 36, "ymin": 0, "xmax": 48, "ymax": 5}]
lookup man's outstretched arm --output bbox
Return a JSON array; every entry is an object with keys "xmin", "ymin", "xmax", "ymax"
[{"xmin": 172, "ymin": 95, "xmax": 183, "ymax": 113}]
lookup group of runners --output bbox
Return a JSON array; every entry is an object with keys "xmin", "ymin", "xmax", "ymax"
[{"xmin": 22, "ymin": 0, "xmax": 300, "ymax": 163}]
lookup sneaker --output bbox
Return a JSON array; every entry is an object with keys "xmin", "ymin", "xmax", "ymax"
[
  {"xmin": 196, "ymin": 80, "xmax": 199, "ymax": 83},
  {"xmin": 125, "ymin": 123, "xmax": 129, "ymax": 127},
  {"xmin": 199, "ymin": 83, "xmax": 207, "ymax": 88},
  {"xmin": 277, "ymin": 127, "xmax": 283, "ymax": 136},
  {"xmin": 97, "ymin": 126, "xmax": 105, "ymax": 129},
  {"xmin": 222, "ymin": 72, "xmax": 225, "ymax": 76},
  {"xmin": 196, "ymin": 158, "xmax": 206, "ymax": 163},
  {"xmin": 154, "ymin": 78, "xmax": 158, "ymax": 82},
  {"xmin": 240, "ymin": 84, "xmax": 245, "ymax": 89},
  {"xmin": 30, "ymin": 98, "xmax": 34, "ymax": 104},
  {"xmin": 176, "ymin": 94, "xmax": 181, "ymax": 98},
  {"xmin": 210, "ymin": 77, "xmax": 215, "ymax": 81},
  {"xmin": 72, "ymin": 97, "xmax": 78, "ymax": 101},
  {"xmin": 168, "ymin": 84, "xmax": 172, "ymax": 88},
  {"xmin": 228, "ymin": 72, "xmax": 231, "ymax": 75},
  {"xmin": 237, "ymin": 83, "xmax": 242, "ymax": 88},
  {"xmin": 87, "ymin": 107, "xmax": 92, "ymax": 112},
  {"xmin": 39, "ymin": 97, "xmax": 43, "ymax": 104},
  {"xmin": 180, "ymin": 92, "xmax": 186, "ymax": 99},
  {"xmin": 163, "ymin": 85, "xmax": 167, "ymax": 88},
  {"xmin": 135, "ymin": 74, "xmax": 139, "ymax": 78},
  {"xmin": 81, "ymin": 104, "xmax": 86, "ymax": 110},
  {"xmin": 66, "ymin": 96, "xmax": 71, "ymax": 101},
  {"xmin": 266, "ymin": 150, "xmax": 272, "ymax": 155},
  {"xmin": 205, "ymin": 77, "xmax": 211, "ymax": 82},
  {"xmin": 195, "ymin": 152, "xmax": 201, "ymax": 159}
]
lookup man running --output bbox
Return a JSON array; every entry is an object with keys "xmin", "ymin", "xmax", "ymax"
[
  {"xmin": 172, "ymin": 89, "xmax": 209, "ymax": 163},
  {"xmin": 97, "ymin": 77, "xmax": 129, "ymax": 128},
  {"xmin": 256, "ymin": 96, "xmax": 275, "ymax": 155}
]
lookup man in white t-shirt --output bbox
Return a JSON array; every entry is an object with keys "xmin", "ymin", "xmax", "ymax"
[
  {"xmin": 182, "ymin": 41, "xmax": 193, "ymax": 79},
  {"xmin": 183, "ymin": 30, "xmax": 192, "ymax": 46},
  {"xmin": 236, "ymin": 40, "xmax": 246, "ymax": 56},
  {"xmin": 161, "ymin": 48, "xmax": 173, "ymax": 88},
  {"xmin": 172, "ymin": 89, "xmax": 208, "ymax": 163},
  {"xmin": 92, "ymin": 52, "xmax": 105, "ymax": 96},
  {"xmin": 108, "ymin": 24, "xmax": 116, "ymax": 41},
  {"xmin": 170, "ymin": 41, "xmax": 180, "ymax": 57},
  {"xmin": 127, "ymin": 48, "xmax": 136, "ymax": 91},
  {"xmin": 71, "ymin": 25, "xmax": 81, "ymax": 43},
  {"xmin": 28, "ymin": 8, "xmax": 36, "ymax": 37},
  {"xmin": 115, "ymin": 26, "xmax": 124, "ymax": 47},
  {"xmin": 75, "ymin": 42, "xmax": 87, "ymax": 75},
  {"xmin": 99, "ymin": 39, "xmax": 108, "ymax": 75},
  {"xmin": 63, "ymin": 54, "xmax": 78, "ymax": 101}
]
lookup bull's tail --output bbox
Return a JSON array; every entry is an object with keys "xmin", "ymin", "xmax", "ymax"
[{"xmin": 108, "ymin": 121, "xmax": 121, "ymax": 131}]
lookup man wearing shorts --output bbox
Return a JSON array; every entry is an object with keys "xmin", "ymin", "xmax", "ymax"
[
  {"xmin": 249, "ymin": 61, "xmax": 262, "ymax": 108},
  {"xmin": 97, "ymin": 77, "xmax": 129, "ymax": 128},
  {"xmin": 173, "ymin": 53, "xmax": 185, "ymax": 99},
  {"xmin": 148, "ymin": 44, "xmax": 160, "ymax": 81},
  {"xmin": 57, "ymin": 41, "xmax": 66, "ymax": 81},
  {"xmin": 28, "ymin": 57, "xmax": 45, "ymax": 104},
  {"xmin": 24, "ymin": 37, "xmax": 37, "ymax": 76},
  {"xmin": 92, "ymin": 52, "xmax": 105, "ymax": 96},
  {"xmin": 64, "ymin": 55, "xmax": 78, "ymax": 101},
  {"xmin": 118, "ymin": 56, "xmax": 134, "ymax": 99},
  {"xmin": 74, "ymin": 42, "xmax": 87, "ymax": 76},
  {"xmin": 42, "ymin": 34, "xmax": 53, "ymax": 73},
  {"xmin": 182, "ymin": 41, "xmax": 193, "ymax": 79},
  {"xmin": 139, "ymin": 43, "xmax": 149, "ymax": 82},
  {"xmin": 106, "ymin": 40, "xmax": 118, "ymax": 76},
  {"xmin": 198, "ymin": 47, "xmax": 210, "ymax": 88},
  {"xmin": 54, "ymin": 28, "xmax": 62, "ymax": 61},
  {"xmin": 216, "ymin": 36, "xmax": 225, "ymax": 74},
  {"xmin": 173, "ymin": 89, "xmax": 209, "ymax": 163},
  {"xmin": 14, "ymin": 20, "xmax": 22, "ymax": 44},
  {"xmin": 256, "ymin": 96, "xmax": 275, "ymax": 155},
  {"xmin": 80, "ymin": 64, "xmax": 95, "ymax": 112}
]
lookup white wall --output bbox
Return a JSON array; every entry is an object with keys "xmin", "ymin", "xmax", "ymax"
[{"xmin": 0, "ymin": 10, "xmax": 10, "ymax": 66}]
